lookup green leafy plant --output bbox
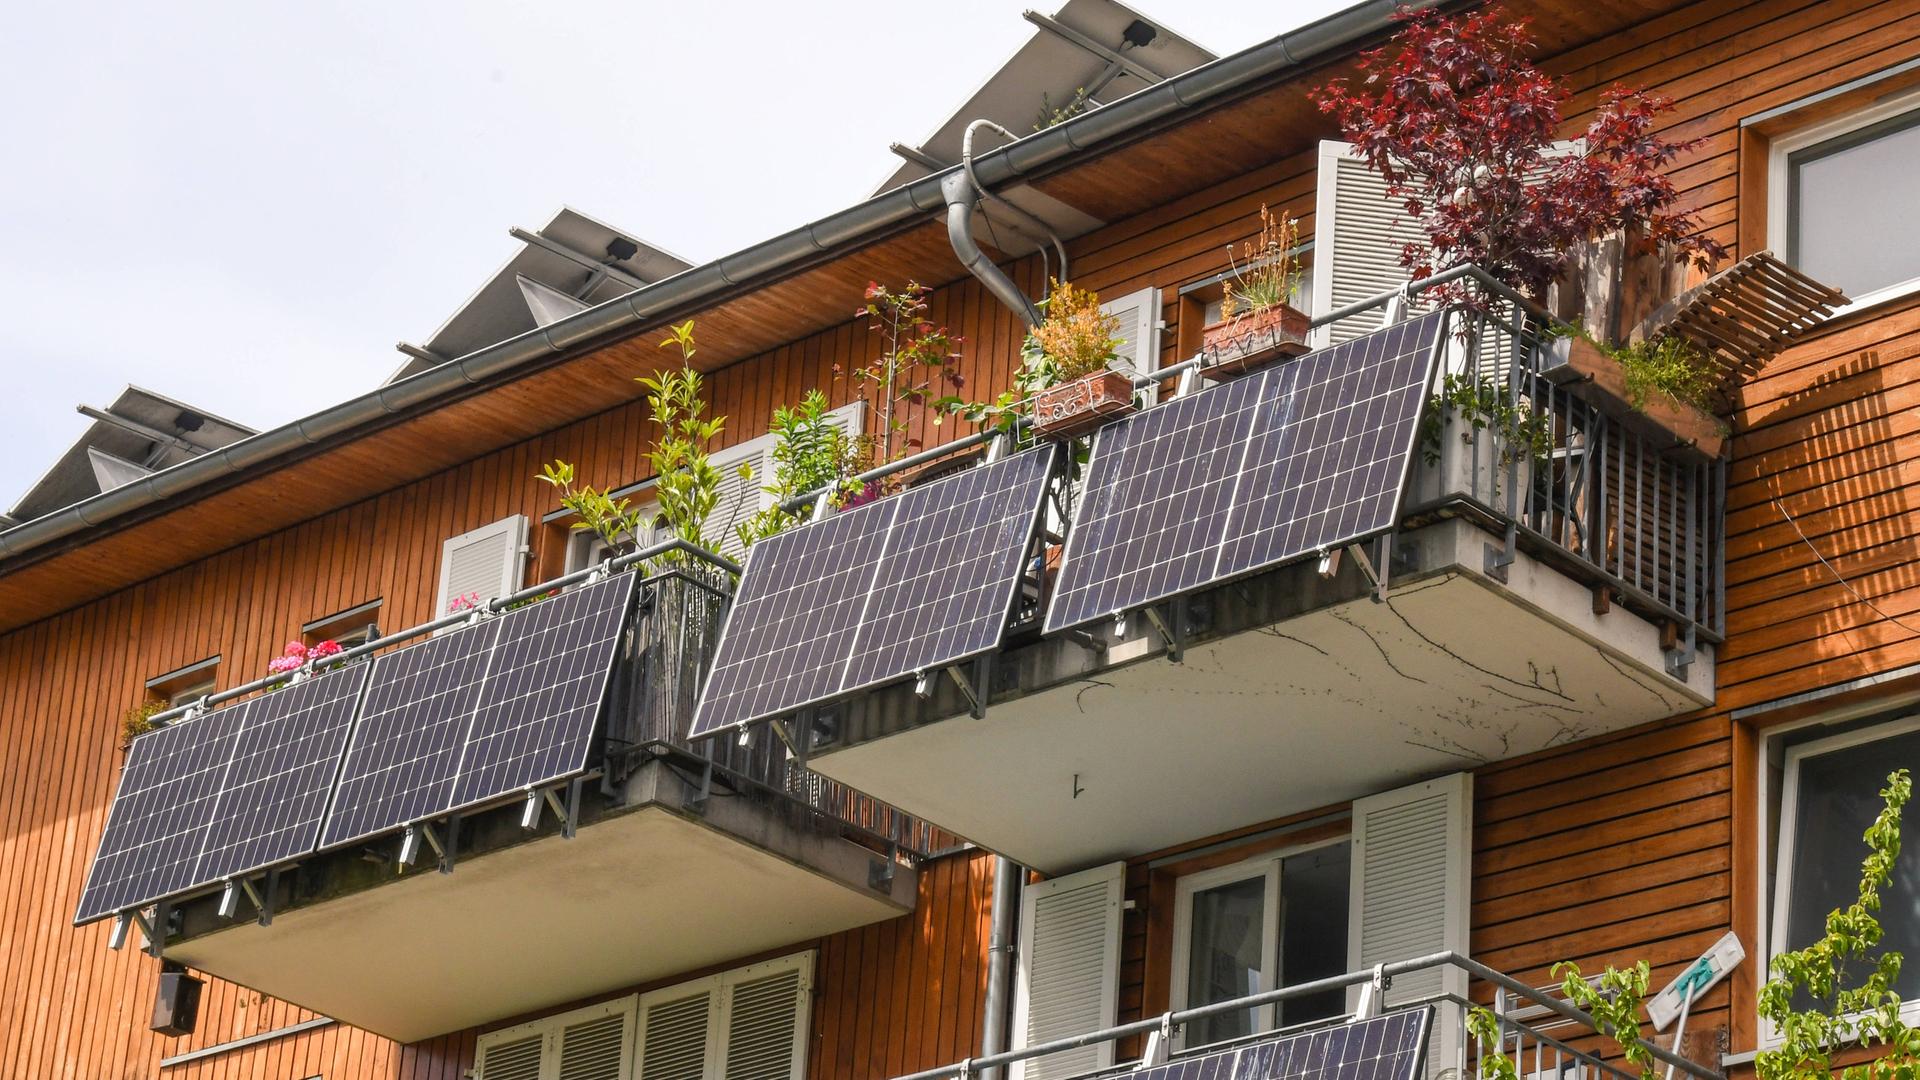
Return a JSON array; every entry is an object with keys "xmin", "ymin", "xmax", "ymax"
[
  {"xmin": 1035, "ymin": 87, "xmax": 1093, "ymax": 130},
  {"xmin": 1221, "ymin": 205, "xmax": 1304, "ymax": 323},
  {"xmin": 1420, "ymin": 373, "xmax": 1552, "ymax": 468},
  {"xmin": 640, "ymin": 321, "xmax": 739, "ymax": 567},
  {"xmin": 1490, "ymin": 770, "xmax": 1917, "ymax": 1080},
  {"xmin": 1027, "ymin": 279, "xmax": 1123, "ymax": 384},
  {"xmin": 121, "ymin": 700, "xmax": 164, "ymax": 745},
  {"xmin": 845, "ymin": 282, "xmax": 963, "ymax": 466},
  {"xmin": 736, "ymin": 390, "xmax": 875, "ymax": 546},
  {"xmin": 1616, "ymin": 336, "xmax": 1718, "ymax": 415},
  {"xmin": 537, "ymin": 459, "xmax": 651, "ymax": 556}
]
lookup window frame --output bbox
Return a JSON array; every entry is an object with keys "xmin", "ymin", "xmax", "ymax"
[
  {"xmin": 146, "ymin": 656, "xmax": 221, "ymax": 710},
  {"xmin": 1765, "ymin": 712, "xmax": 1920, "ymax": 1038},
  {"xmin": 1767, "ymin": 85, "xmax": 1920, "ymax": 316},
  {"xmin": 635, "ymin": 951, "xmax": 814, "ymax": 1080},
  {"xmin": 303, "ymin": 598, "xmax": 382, "ymax": 649},
  {"xmin": 1165, "ymin": 836, "xmax": 1348, "ymax": 1052},
  {"xmin": 474, "ymin": 992, "xmax": 638, "ymax": 1080}
]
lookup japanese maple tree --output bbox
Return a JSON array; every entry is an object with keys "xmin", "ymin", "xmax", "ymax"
[{"xmin": 1311, "ymin": 5, "xmax": 1724, "ymax": 305}]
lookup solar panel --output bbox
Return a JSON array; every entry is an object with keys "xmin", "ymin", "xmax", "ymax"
[
  {"xmin": 194, "ymin": 664, "xmax": 372, "ymax": 885},
  {"xmin": 1047, "ymin": 313, "xmax": 1444, "ymax": 634},
  {"xmin": 450, "ymin": 572, "xmax": 638, "ymax": 811},
  {"xmin": 74, "ymin": 700, "xmax": 255, "ymax": 925},
  {"xmin": 689, "ymin": 444, "xmax": 1058, "ymax": 737},
  {"xmin": 1091, "ymin": 1008, "xmax": 1430, "ymax": 1080},
  {"xmin": 321, "ymin": 572, "xmax": 638, "ymax": 849}
]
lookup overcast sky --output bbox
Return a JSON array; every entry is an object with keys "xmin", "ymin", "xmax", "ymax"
[{"xmin": 0, "ymin": 0, "xmax": 1348, "ymax": 508}]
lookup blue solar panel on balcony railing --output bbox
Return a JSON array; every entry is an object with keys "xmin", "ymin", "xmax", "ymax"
[
  {"xmin": 1046, "ymin": 312, "xmax": 1446, "ymax": 635},
  {"xmin": 321, "ymin": 571, "xmax": 637, "ymax": 849},
  {"xmin": 74, "ymin": 664, "xmax": 369, "ymax": 926},
  {"xmin": 689, "ymin": 444, "xmax": 1058, "ymax": 737},
  {"xmin": 1096, "ymin": 1007, "xmax": 1430, "ymax": 1080}
]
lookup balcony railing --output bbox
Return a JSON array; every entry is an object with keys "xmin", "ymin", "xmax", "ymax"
[{"xmin": 893, "ymin": 952, "xmax": 1724, "ymax": 1080}]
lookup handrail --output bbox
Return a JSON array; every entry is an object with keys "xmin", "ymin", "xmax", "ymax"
[
  {"xmin": 143, "ymin": 537, "xmax": 739, "ymax": 731},
  {"xmin": 890, "ymin": 951, "xmax": 1724, "ymax": 1080}
]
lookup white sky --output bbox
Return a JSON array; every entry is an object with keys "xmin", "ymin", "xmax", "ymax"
[{"xmin": 0, "ymin": 0, "xmax": 1349, "ymax": 508}]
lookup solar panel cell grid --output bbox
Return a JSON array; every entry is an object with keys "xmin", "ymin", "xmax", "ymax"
[
  {"xmin": 1085, "ymin": 1008, "xmax": 1429, "ymax": 1080},
  {"xmin": 689, "ymin": 444, "xmax": 1058, "ymax": 736},
  {"xmin": 1046, "ymin": 313, "xmax": 1444, "ymax": 634}
]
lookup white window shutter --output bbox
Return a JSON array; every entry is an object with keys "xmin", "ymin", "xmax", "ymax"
[
  {"xmin": 1013, "ymin": 861, "xmax": 1125, "ymax": 1080},
  {"xmin": 719, "ymin": 956, "xmax": 812, "ymax": 1080},
  {"xmin": 436, "ymin": 514, "xmax": 528, "ymax": 614},
  {"xmin": 1312, "ymin": 141, "xmax": 1427, "ymax": 347},
  {"xmin": 638, "ymin": 985, "xmax": 718, "ymax": 1080},
  {"xmin": 556, "ymin": 1001, "xmax": 638, "ymax": 1080},
  {"xmin": 474, "ymin": 1030, "xmax": 545, "ymax": 1080},
  {"xmin": 1348, "ymin": 772, "xmax": 1472, "ymax": 1078},
  {"xmin": 1099, "ymin": 287, "xmax": 1162, "ymax": 376},
  {"xmin": 707, "ymin": 443, "xmax": 771, "ymax": 560}
]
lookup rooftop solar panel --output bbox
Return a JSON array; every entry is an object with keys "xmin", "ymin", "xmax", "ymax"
[
  {"xmin": 193, "ymin": 664, "xmax": 371, "ymax": 886},
  {"xmin": 1046, "ymin": 313, "xmax": 1445, "ymax": 635},
  {"xmin": 690, "ymin": 444, "xmax": 1058, "ymax": 737},
  {"xmin": 74, "ymin": 700, "xmax": 255, "ymax": 925},
  {"xmin": 1087, "ymin": 1008, "xmax": 1430, "ymax": 1080}
]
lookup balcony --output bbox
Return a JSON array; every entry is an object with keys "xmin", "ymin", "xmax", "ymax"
[
  {"xmin": 797, "ymin": 281, "xmax": 1723, "ymax": 874},
  {"xmin": 152, "ymin": 563, "xmax": 937, "ymax": 1043}
]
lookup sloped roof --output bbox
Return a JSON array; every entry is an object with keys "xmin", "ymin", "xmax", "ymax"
[{"xmin": 8, "ymin": 386, "xmax": 254, "ymax": 523}]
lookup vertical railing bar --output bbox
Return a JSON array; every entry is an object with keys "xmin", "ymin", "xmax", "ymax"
[
  {"xmin": 1632, "ymin": 432, "xmax": 1644, "ymax": 591},
  {"xmin": 1714, "ymin": 460, "xmax": 1728, "ymax": 635}
]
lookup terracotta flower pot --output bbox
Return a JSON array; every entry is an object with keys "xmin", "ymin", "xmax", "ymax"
[
  {"xmin": 1030, "ymin": 368, "xmax": 1138, "ymax": 438},
  {"xmin": 1198, "ymin": 303, "xmax": 1311, "ymax": 381},
  {"xmin": 1537, "ymin": 335, "xmax": 1726, "ymax": 459}
]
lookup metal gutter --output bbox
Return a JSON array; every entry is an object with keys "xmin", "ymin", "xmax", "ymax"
[{"xmin": 0, "ymin": 0, "xmax": 1435, "ymax": 569}]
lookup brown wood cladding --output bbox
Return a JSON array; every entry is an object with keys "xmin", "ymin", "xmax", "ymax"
[{"xmin": 6, "ymin": 0, "xmax": 1920, "ymax": 1075}]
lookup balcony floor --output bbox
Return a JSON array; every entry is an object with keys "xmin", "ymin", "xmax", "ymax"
[
  {"xmin": 810, "ymin": 518, "xmax": 1712, "ymax": 874},
  {"xmin": 167, "ymin": 762, "xmax": 914, "ymax": 1042}
]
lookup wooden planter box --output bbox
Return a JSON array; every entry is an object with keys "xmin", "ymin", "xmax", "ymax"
[
  {"xmin": 1538, "ymin": 336, "xmax": 1727, "ymax": 459},
  {"xmin": 1030, "ymin": 369, "xmax": 1138, "ymax": 438},
  {"xmin": 1198, "ymin": 304, "xmax": 1311, "ymax": 381}
]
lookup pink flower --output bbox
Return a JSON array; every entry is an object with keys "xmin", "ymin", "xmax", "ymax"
[
  {"xmin": 267, "ymin": 655, "xmax": 303, "ymax": 675},
  {"xmin": 309, "ymin": 640, "xmax": 343, "ymax": 660},
  {"xmin": 282, "ymin": 640, "xmax": 307, "ymax": 658},
  {"xmin": 447, "ymin": 592, "xmax": 483, "ymax": 614}
]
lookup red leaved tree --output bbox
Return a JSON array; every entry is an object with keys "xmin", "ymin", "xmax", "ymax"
[{"xmin": 1311, "ymin": 5, "xmax": 1723, "ymax": 305}]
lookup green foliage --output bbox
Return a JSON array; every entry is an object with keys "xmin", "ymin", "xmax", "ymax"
[
  {"xmin": 537, "ymin": 459, "xmax": 650, "ymax": 555},
  {"xmin": 1615, "ymin": 336, "xmax": 1719, "ymax": 415},
  {"xmin": 1035, "ymin": 87, "xmax": 1092, "ymax": 131},
  {"xmin": 121, "ymin": 700, "xmax": 164, "ymax": 745},
  {"xmin": 1558, "ymin": 962, "xmax": 1659, "ymax": 1080},
  {"xmin": 640, "ymin": 321, "xmax": 735, "ymax": 568},
  {"xmin": 736, "ymin": 390, "xmax": 873, "ymax": 546},
  {"xmin": 847, "ymin": 282, "xmax": 963, "ymax": 466},
  {"xmin": 1420, "ymin": 373, "xmax": 1553, "ymax": 468},
  {"xmin": 1221, "ymin": 205, "xmax": 1304, "ymax": 322},
  {"xmin": 1028, "ymin": 279, "xmax": 1123, "ymax": 383},
  {"xmin": 1757, "ymin": 769, "xmax": 1918, "ymax": 1080}
]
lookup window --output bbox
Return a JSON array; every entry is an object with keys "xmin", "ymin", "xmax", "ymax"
[
  {"xmin": 303, "ymin": 599, "xmax": 382, "ymax": 649},
  {"xmin": 1769, "ymin": 715, "xmax": 1920, "ymax": 1016},
  {"xmin": 1169, "ymin": 842, "xmax": 1351, "ymax": 1050},
  {"xmin": 146, "ymin": 656, "xmax": 220, "ymax": 709},
  {"xmin": 470, "ymin": 953, "xmax": 813, "ymax": 1080},
  {"xmin": 564, "ymin": 501, "xmax": 669, "ymax": 574},
  {"xmin": 1771, "ymin": 92, "xmax": 1920, "ymax": 309}
]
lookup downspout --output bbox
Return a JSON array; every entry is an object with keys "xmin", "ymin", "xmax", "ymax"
[
  {"xmin": 980, "ymin": 856, "xmax": 1022, "ymax": 1080},
  {"xmin": 943, "ymin": 170, "xmax": 1042, "ymax": 327}
]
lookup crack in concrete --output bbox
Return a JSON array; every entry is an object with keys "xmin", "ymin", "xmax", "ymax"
[
  {"xmin": 1594, "ymin": 647, "xmax": 1687, "ymax": 709},
  {"xmin": 1329, "ymin": 610, "xmax": 1428, "ymax": 685},
  {"xmin": 1381, "ymin": 595, "xmax": 1577, "ymax": 703},
  {"xmin": 1072, "ymin": 679, "xmax": 1114, "ymax": 713}
]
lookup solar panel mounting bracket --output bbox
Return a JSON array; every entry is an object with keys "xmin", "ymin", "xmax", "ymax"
[
  {"xmin": 687, "ymin": 759, "xmax": 716, "ymax": 815},
  {"xmin": 868, "ymin": 846, "xmax": 898, "ymax": 893},
  {"xmin": 108, "ymin": 911, "xmax": 136, "ymax": 951},
  {"xmin": 148, "ymin": 901, "xmax": 172, "ymax": 957},
  {"xmin": 1143, "ymin": 598, "xmax": 1187, "ymax": 664},
  {"xmin": 1484, "ymin": 522, "xmax": 1518, "ymax": 584},
  {"xmin": 1351, "ymin": 962, "xmax": 1391, "ymax": 1021},
  {"xmin": 947, "ymin": 655, "xmax": 992, "ymax": 720},
  {"xmin": 1141, "ymin": 1011, "xmax": 1177, "ymax": 1067},
  {"xmin": 1346, "ymin": 538, "xmax": 1391, "ymax": 603},
  {"xmin": 257, "ymin": 870, "xmax": 278, "ymax": 926}
]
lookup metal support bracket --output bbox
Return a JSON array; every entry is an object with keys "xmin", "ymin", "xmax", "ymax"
[
  {"xmin": 542, "ymin": 787, "xmax": 569, "ymax": 832},
  {"xmin": 521, "ymin": 789, "xmax": 543, "ymax": 830},
  {"xmin": 1175, "ymin": 365, "xmax": 1201, "ymax": 398},
  {"xmin": 563, "ymin": 777, "xmax": 583, "ymax": 840},
  {"xmin": 259, "ymin": 869, "xmax": 279, "ymax": 926},
  {"xmin": 868, "ymin": 846, "xmax": 898, "ymax": 893},
  {"xmin": 241, "ymin": 877, "xmax": 267, "ymax": 924},
  {"xmin": 108, "ymin": 912, "xmax": 134, "ymax": 951},
  {"xmin": 688, "ymin": 758, "xmax": 716, "ymax": 815},
  {"xmin": 1143, "ymin": 598, "xmax": 1186, "ymax": 663},
  {"xmin": 421, "ymin": 821, "xmax": 451, "ymax": 874},
  {"xmin": 1345, "ymin": 542, "xmax": 1381, "ymax": 596},
  {"xmin": 1350, "ymin": 962, "xmax": 1390, "ymax": 1021},
  {"xmin": 1484, "ymin": 523, "xmax": 1517, "ymax": 584},
  {"xmin": 148, "ymin": 901, "xmax": 171, "ymax": 958},
  {"xmin": 1665, "ymin": 624, "xmax": 1697, "ymax": 682},
  {"xmin": 1141, "ymin": 1011, "xmax": 1177, "ymax": 1067},
  {"xmin": 946, "ymin": 655, "xmax": 992, "ymax": 721},
  {"xmin": 218, "ymin": 879, "xmax": 241, "ymax": 920}
]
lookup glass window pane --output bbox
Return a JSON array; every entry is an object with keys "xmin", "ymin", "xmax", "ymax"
[
  {"xmin": 1185, "ymin": 875, "xmax": 1266, "ymax": 1046},
  {"xmin": 1783, "ymin": 728, "xmax": 1920, "ymax": 1004},
  {"xmin": 1791, "ymin": 111, "xmax": 1920, "ymax": 297},
  {"xmin": 1278, "ymin": 843, "xmax": 1351, "ymax": 1027}
]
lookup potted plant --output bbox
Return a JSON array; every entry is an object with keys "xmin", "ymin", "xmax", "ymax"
[
  {"xmin": 1025, "ymin": 280, "xmax": 1134, "ymax": 439},
  {"xmin": 1199, "ymin": 205, "xmax": 1310, "ymax": 380},
  {"xmin": 1539, "ymin": 329, "xmax": 1727, "ymax": 457},
  {"xmin": 1411, "ymin": 373, "xmax": 1552, "ymax": 506},
  {"xmin": 120, "ymin": 700, "xmax": 164, "ymax": 748}
]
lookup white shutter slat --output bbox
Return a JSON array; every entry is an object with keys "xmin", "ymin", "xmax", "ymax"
[
  {"xmin": 1014, "ymin": 862, "xmax": 1124, "ymax": 1080},
  {"xmin": 475, "ymin": 1032, "xmax": 544, "ymax": 1080},
  {"xmin": 436, "ymin": 514, "xmax": 527, "ymax": 614},
  {"xmin": 721, "ymin": 966, "xmax": 809, "ymax": 1080},
  {"xmin": 638, "ymin": 989, "xmax": 715, "ymax": 1080},
  {"xmin": 558, "ymin": 1009, "xmax": 635, "ymax": 1080},
  {"xmin": 1349, "ymin": 773, "xmax": 1472, "ymax": 1080},
  {"xmin": 1100, "ymin": 287, "xmax": 1161, "ymax": 377}
]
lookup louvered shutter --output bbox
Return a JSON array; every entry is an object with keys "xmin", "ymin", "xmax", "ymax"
[
  {"xmin": 436, "ymin": 514, "xmax": 528, "ymax": 614},
  {"xmin": 706, "ymin": 402, "xmax": 864, "ymax": 559},
  {"xmin": 557, "ymin": 1002, "xmax": 637, "ymax": 1080},
  {"xmin": 1348, "ymin": 772, "xmax": 1472, "ymax": 1079},
  {"xmin": 1013, "ymin": 861, "xmax": 1125, "ymax": 1080},
  {"xmin": 475, "ymin": 1030, "xmax": 545, "ymax": 1080},
  {"xmin": 1100, "ymin": 287, "xmax": 1162, "ymax": 377},
  {"xmin": 719, "ymin": 958, "xmax": 812, "ymax": 1080},
  {"xmin": 637, "ymin": 986, "xmax": 717, "ymax": 1080},
  {"xmin": 1313, "ymin": 139, "xmax": 1583, "ymax": 349}
]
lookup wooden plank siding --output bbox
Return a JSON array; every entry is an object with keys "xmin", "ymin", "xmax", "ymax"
[{"xmin": 5, "ymin": 0, "xmax": 1920, "ymax": 1076}]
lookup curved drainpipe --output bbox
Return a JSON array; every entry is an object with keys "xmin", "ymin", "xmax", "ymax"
[
  {"xmin": 981, "ymin": 856, "xmax": 1022, "ymax": 1080},
  {"xmin": 0, "ymin": 0, "xmax": 1439, "ymax": 567},
  {"xmin": 945, "ymin": 171, "xmax": 1042, "ymax": 327}
]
